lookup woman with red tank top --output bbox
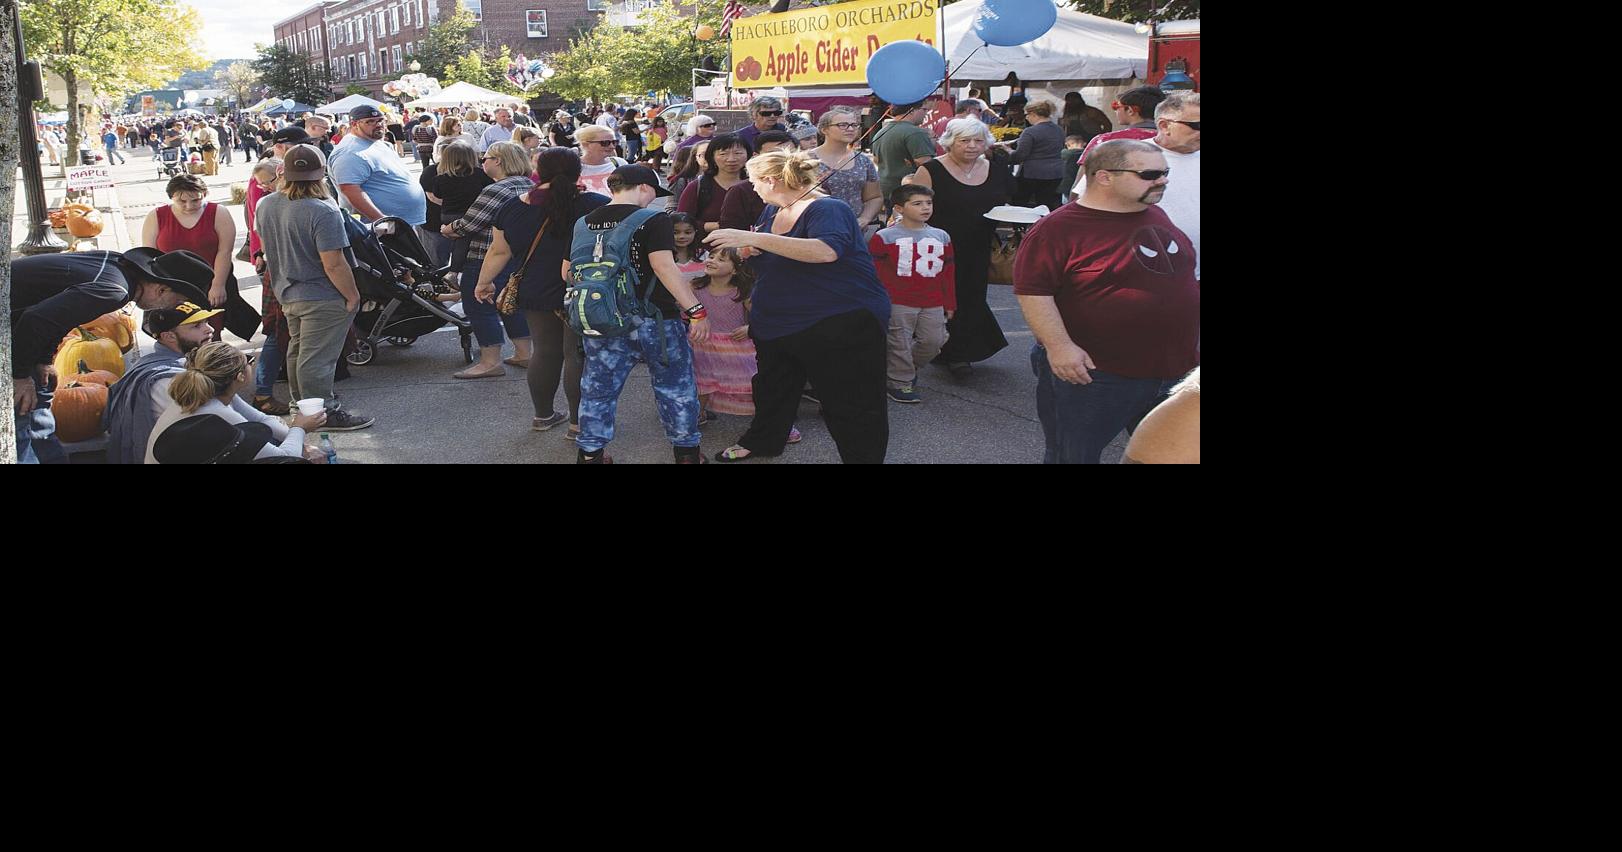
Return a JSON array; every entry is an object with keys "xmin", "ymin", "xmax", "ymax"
[{"xmin": 141, "ymin": 173, "xmax": 243, "ymax": 337}]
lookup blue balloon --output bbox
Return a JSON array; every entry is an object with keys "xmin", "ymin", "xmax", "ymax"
[
  {"xmin": 866, "ymin": 40, "xmax": 944, "ymax": 106},
  {"xmin": 973, "ymin": 0, "xmax": 1059, "ymax": 47}
]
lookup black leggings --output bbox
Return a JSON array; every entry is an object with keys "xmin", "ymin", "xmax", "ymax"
[
  {"xmin": 523, "ymin": 309, "xmax": 585, "ymax": 423},
  {"xmin": 738, "ymin": 309, "xmax": 888, "ymax": 463}
]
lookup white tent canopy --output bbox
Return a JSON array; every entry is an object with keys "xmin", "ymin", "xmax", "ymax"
[
  {"xmin": 405, "ymin": 81, "xmax": 523, "ymax": 108},
  {"xmin": 943, "ymin": 1, "xmax": 1148, "ymax": 82},
  {"xmin": 315, "ymin": 93, "xmax": 385, "ymax": 114}
]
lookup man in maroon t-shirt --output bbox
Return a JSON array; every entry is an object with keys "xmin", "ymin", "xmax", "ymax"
[{"xmin": 1014, "ymin": 139, "xmax": 1200, "ymax": 464}]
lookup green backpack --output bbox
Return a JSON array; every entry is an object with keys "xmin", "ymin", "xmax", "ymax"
[{"xmin": 565, "ymin": 207, "xmax": 664, "ymax": 341}]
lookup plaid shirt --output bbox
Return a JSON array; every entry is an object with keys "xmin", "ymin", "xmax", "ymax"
[{"xmin": 445, "ymin": 177, "xmax": 533, "ymax": 262}]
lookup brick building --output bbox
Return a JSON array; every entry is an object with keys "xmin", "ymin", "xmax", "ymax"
[{"xmin": 272, "ymin": 3, "xmax": 340, "ymax": 79}]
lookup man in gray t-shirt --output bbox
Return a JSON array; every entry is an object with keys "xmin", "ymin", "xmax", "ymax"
[{"xmin": 251, "ymin": 144, "xmax": 373, "ymax": 430}]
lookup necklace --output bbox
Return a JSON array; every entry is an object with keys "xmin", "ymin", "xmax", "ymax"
[{"xmin": 945, "ymin": 157, "xmax": 985, "ymax": 183}]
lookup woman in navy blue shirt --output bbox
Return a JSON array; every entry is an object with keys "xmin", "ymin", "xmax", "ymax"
[
  {"xmin": 704, "ymin": 150, "xmax": 891, "ymax": 463},
  {"xmin": 477, "ymin": 148, "xmax": 611, "ymax": 436}
]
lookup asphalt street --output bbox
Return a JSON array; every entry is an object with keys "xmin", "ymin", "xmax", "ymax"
[{"xmin": 109, "ymin": 142, "xmax": 1127, "ymax": 463}]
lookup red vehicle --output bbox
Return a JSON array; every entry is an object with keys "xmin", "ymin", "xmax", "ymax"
[{"xmin": 1148, "ymin": 19, "xmax": 1200, "ymax": 91}]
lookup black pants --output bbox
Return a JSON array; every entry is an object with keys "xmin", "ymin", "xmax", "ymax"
[
  {"xmin": 739, "ymin": 309, "xmax": 888, "ymax": 464},
  {"xmin": 1015, "ymin": 176, "xmax": 1062, "ymax": 211}
]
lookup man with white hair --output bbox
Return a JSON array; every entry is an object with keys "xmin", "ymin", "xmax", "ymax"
[
  {"xmin": 1015, "ymin": 139, "xmax": 1199, "ymax": 464},
  {"xmin": 479, "ymin": 108, "xmax": 518, "ymax": 153}
]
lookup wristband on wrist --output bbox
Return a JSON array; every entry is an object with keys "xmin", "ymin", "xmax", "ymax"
[{"xmin": 683, "ymin": 303, "xmax": 707, "ymax": 319}]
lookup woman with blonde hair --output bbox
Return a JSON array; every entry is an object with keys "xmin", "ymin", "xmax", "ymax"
[
  {"xmin": 443, "ymin": 141, "xmax": 537, "ymax": 378},
  {"xmin": 145, "ymin": 341, "xmax": 327, "ymax": 463},
  {"xmin": 703, "ymin": 150, "xmax": 892, "ymax": 463},
  {"xmin": 462, "ymin": 108, "xmax": 491, "ymax": 148}
]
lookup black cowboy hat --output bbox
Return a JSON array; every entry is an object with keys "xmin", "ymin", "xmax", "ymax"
[
  {"xmin": 153, "ymin": 416, "xmax": 273, "ymax": 464},
  {"xmin": 121, "ymin": 248, "xmax": 213, "ymax": 304}
]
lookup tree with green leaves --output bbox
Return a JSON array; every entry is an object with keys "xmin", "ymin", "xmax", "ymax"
[
  {"xmin": 20, "ymin": 0, "xmax": 207, "ymax": 172},
  {"xmin": 547, "ymin": 1, "xmax": 730, "ymax": 103},
  {"xmin": 414, "ymin": 1, "xmax": 477, "ymax": 82},
  {"xmin": 251, "ymin": 42, "xmax": 334, "ymax": 108},
  {"xmin": 216, "ymin": 61, "xmax": 262, "ymax": 110},
  {"xmin": 442, "ymin": 44, "xmax": 524, "ymax": 96},
  {"xmin": 1062, "ymin": 0, "xmax": 1199, "ymax": 21}
]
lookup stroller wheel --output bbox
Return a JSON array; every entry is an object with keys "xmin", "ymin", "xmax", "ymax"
[
  {"xmin": 346, "ymin": 339, "xmax": 376, "ymax": 367},
  {"xmin": 386, "ymin": 336, "xmax": 418, "ymax": 347}
]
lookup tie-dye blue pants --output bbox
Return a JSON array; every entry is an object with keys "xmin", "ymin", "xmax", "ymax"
[{"xmin": 577, "ymin": 319, "xmax": 701, "ymax": 453}]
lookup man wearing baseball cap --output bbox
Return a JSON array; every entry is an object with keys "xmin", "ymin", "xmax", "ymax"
[
  {"xmin": 564, "ymin": 165, "xmax": 711, "ymax": 464},
  {"xmin": 8, "ymin": 248, "xmax": 212, "ymax": 463},
  {"xmin": 103, "ymin": 301, "xmax": 221, "ymax": 465},
  {"xmin": 328, "ymin": 104, "xmax": 427, "ymax": 226},
  {"xmin": 254, "ymin": 144, "xmax": 375, "ymax": 432}
]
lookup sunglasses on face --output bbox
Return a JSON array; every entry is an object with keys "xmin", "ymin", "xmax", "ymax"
[
  {"xmin": 1168, "ymin": 120, "xmax": 1201, "ymax": 131},
  {"xmin": 757, "ymin": 111, "xmax": 783, "ymax": 117},
  {"xmin": 588, "ymin": 140, "xmax": 616, "ymax": 147},
  {"xmin": 1099, "ymin": 168, "xmax": 1171, "ymax": 180}
]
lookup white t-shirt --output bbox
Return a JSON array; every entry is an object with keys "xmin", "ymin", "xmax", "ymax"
[
  {"xmin": 579, "ymin": 158, "xmax": 626, "ymax": 197},
  {"xmin": 1149, "ymin": 143, "xmax": 1200, "ymax": 281},
  {"xmin": 145, "ymin": 397, "xmax": 305, "ymax": 463}
]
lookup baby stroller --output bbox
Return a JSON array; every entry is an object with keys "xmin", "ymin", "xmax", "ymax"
[
  {"xmin": 343, "ymin": 215, "xmax": 475, "ymax": 367},
  {"xmin": 156, "ymin": 146, "xmax": 185, "ymax": 179}
]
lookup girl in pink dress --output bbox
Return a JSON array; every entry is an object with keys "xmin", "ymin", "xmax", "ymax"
[
  {"xmin": 670, "ymin": 213, "xmax": 708, "ymax": 284},
  {"xmin": 691, "ymin": 248, "xmax": 757, "ymax": 420}
]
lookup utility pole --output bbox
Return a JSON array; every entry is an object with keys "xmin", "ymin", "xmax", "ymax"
[{"xmin": 10, "ymin": 0, "xmax": 66, "ymax": 255}]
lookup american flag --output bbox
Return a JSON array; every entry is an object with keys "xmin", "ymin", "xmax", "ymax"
[{"xmin": 719, "ymin": 0, "xmax": 746, "ymax": 37}]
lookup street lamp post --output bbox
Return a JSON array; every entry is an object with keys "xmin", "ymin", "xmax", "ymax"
[{"xmin": 10, "ymin": 1, "xmax": 67, "ymax": 254}]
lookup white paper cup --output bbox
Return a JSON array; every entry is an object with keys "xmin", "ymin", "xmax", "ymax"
[{"xmin": 296, "ymin": 398, "xmax": 325, "ymax": 417}]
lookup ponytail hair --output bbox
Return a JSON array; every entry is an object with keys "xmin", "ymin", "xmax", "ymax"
[
  {"xmin": 745, "ymin": 149, "xmax": 823, "ymax": 192},
  {"xmin": 169, "ymin": 341, "xmax": 247, "ymax": 412}
]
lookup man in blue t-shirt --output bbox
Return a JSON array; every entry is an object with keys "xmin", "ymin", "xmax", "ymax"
[{"xmin": 329, "ymin": 105, "xmax": 427, "ymax": 226}]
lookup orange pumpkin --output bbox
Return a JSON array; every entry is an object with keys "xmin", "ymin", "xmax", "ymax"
[
  {"xmin": 63, "ymin": 312, "xmax": 137, "ymax": 354},
  {"xmin": 68, "ymin": 360, "xmax": 119, "ymax": 388},
  {"xmin": 53, "ymin": 327, "xmax": 125, "ymax": 383},
  {"xmin": 64, "ymin": 203, "xmax": 104, "ymax": 238},
  {"xmin": 54, "ymin": 380, "xmax": 109, "ymax": 443}
]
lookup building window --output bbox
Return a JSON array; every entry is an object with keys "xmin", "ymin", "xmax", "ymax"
[
  {"xmin": 526, "ymin": 10, "xmax": 548, "ymax": 37},
  {"xmin": 359, "ymin": 54, "xmax": 367, "ymax": 79},
  {"xmin": 466, "ymin": 1, "xmax": 482, "ymax": 21},
  {"xmin": 587, "ymin": 0, "xmax": 608, "ymax": 10},
  {"xmin": 402, "ymin": 3, "xmax": 410, "ymax": 26},
  {"xmin": 393, "ymin": 45, "xmax": 403, "ymax": 68},
  {"xmin": 405, "ymin": 41, "xmax": 414, "ymax": 57},
  {"xmin": 349, "ymin": 56, "xmax": 357, "ymax": 79},
  {"xmin": 390, "ymin": 7, "xmax": 400, "ymax": 33},
  {"xmin": 417, "ymin": 0, "xmax": 425, "ymax": 28},
  {"xmin": 379, "ymin": 50, "xmax": 389, "ymax": 75}
]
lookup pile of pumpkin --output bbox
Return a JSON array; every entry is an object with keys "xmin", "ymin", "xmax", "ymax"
[
  {"xmin": 51, "ymin": 312, "xmax": 136, "ymax": 444},
  {"xmin": 46, "ymin": 203, "xmax": 105, "ymax": 238}
]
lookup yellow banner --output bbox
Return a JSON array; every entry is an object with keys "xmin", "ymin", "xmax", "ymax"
[{"xmin": 730, "ymin": 0, "xmax": 941, "ymax": 89}]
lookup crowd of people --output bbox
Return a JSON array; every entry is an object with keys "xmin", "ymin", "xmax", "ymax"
[{"xmin": 10, "ymin": 87, "xmax": 1199, "ymax": 464}]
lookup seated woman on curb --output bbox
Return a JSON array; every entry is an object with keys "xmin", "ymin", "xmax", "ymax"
[{"xmin": 146, "ymin": 341, "xmax": 328, "ymax": 464}]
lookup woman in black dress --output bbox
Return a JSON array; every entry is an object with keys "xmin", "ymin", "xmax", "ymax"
[{"xmin": 911, "ymin": 118, "xmax": 1015, "ymax": 377}]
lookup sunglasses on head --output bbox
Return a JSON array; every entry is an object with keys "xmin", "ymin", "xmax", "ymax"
[{"xmin": 1099, "ymin": 168, "xmax": 1171, "ymax": 180}]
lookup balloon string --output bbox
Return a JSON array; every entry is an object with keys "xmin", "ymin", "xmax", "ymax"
[{"xmin": 773, "ymin": 107, "xmax": 900, "ymax": 214}]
